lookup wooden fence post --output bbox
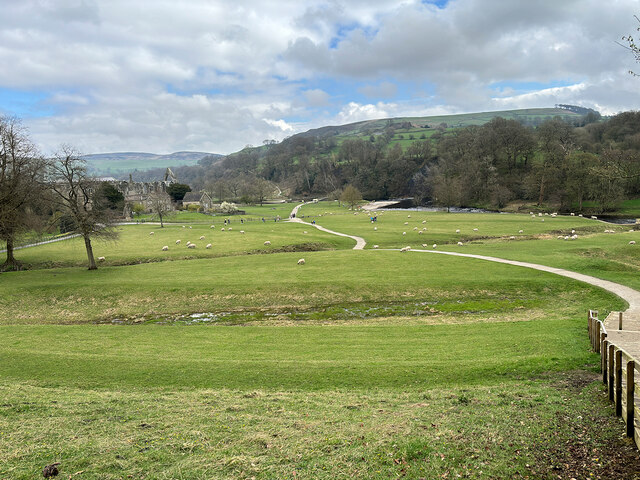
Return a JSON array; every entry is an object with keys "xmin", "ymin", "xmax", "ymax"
[
  {"xmin": 603, "ymin": 340, "xmax": 609, "ymax": 385},
  {"xmin": 616, "ymin": 350, "xmax": 623, "ymax": 416},
  {"xmin": 609, "ymin": 344, "xmax": 615, "ymax": 401},
  {"xmin": 619, "ymin": 312, "xmax": 623, "ymax": 331},
  {"xmin": 627, "ymin": 360, "xmax": 635, "ymax": 438},
  {"xmin": 596, "ymin": 321, "xmax": 601, "ymax": 353}
]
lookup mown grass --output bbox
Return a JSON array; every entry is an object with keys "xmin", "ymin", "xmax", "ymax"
[{"xmin": 2, "ymin": 200, "xmax": 639, "ymax": 479}]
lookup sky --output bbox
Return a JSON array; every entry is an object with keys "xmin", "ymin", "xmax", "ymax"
[{"xmin": 1, "ymin": 0, "xmax": 640, "ymax": 155}]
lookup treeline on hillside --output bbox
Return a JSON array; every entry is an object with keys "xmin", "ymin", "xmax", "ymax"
[{"xmin": 194, "ymin": 111, "xmax": 637, "ymax": 213}]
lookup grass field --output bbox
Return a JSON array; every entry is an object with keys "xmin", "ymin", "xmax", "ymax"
[{"xmin": 2, "ymin": 202, "xmax": 640, "ymax": 479}]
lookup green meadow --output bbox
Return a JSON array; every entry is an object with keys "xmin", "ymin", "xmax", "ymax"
[{"xmin": 2, "ymin": 202, "xmax": 640, "ymax": 479}]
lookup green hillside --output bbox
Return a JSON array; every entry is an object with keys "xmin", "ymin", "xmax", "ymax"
[{"xmin": 83, "ymin": 151, "xmax": 219, "ymax": 175}]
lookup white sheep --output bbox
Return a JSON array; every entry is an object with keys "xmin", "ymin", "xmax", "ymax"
[
  {"xmin": 303, "ymin": 231, "xmax": 308, "ymax": 234},
  {"xmin": 564, "ymin": 236, "xmax": 569, "ymax": 240},
  {"xmin": 579, "ymin": 214, "xmax": 583, "ymax": 217},
  {"xmin": 630, "ymin": 241, "xmax": 636, "ymax": 245},
  {"xmin": 457, "ymin": 241, "xmax": 463, "ymax": 246},
  {"xmin": 240, "ymin": 230, "xmax": 245, "ymax": 234},
  {"xmin": 374, "ymin": 227, "xmax": 377, "ymax": 231},
  {"xmin": 221, "ymin": 228, "xmax": 225, "ymax": 231},
  {"xmin": 538, "ymin": 213, "xmax": 543, "ymax": 217},
  {"xmin": 432, "ymin": 244, "xmax": 437, "ymax": 249},
  {"xmin": 518, "ymin": 230, "xmax": 523, "ymax": 233},
  {"xmin": 557, "ymin": 236, "xmax": 564, "ymax": 239},
  {"xmin": 189, "ymin": 226, "xmax": 193, "ymax": 229},
  {"xmin": 176, "ymin": 239, "xmax": 181, "ymax": 244},
  {"xmin": 188, "ymin": 243, "xmax": 196, "ymax": 249},
  {"xmin": 418, "ymin": 230, "xmax": 423, "ymax": 235},
  {"xmin": 182, "ymin": 225, "xmax": 186, "ymax": 228},
  {"xmin": 591, "ymin": 216, "xmax": 598, "ymax": 220},
  {"xmin": 404, "ymin": 222, "xmax": 409, "ymax": 225},
  {"xmin": 473, "ymin": 228, "xmax": 478, "ymax": 232},
  {"xmin": 206, "ymin": 243, "xmax": 212, "ymax": 249},
  {"xmin": 297, "ymin": 258, "xmax": 305, "ymax": 265},
  {"xmin": 373, "ymin": 245, "xmax": 379, "ymax": 249},
  {"xmin": 200, "ymin": 235, "xmax": 205, "ymax": 240},
  {"xmin": 402, "ymin": 232, "xmax": 406, "ymax": 235},
  {"xmin": 407, "ymin": 215, "xmax": 411, "ymax": 218},
  {"xmin": 149, "ymin": 232, "xmax": 154, "ymax": 236},
  {"xmin": 571, "ymin": 235, "xmax": 578, "ymax": 239},
  {"xmin": 162, "ymin": 246, "xmax": 168, "ymax": 251},
  {"xmin": 210, "ymin": 225, "xmax": 215, "ymax": 229},
  {"xmin": 541, "ymin": 219, "xmax": 544, "ymax": 222},
  {"xmin": 97, "ymin": 256, "xmax": 105, "ymax": 262},
  {"xmin": 456, "ymin": 229, "xmax": 460, "ymax": 233},
  {"xmin": 413, "ymin": 227, "xmax": 418, "ymax": 231},
  {"xmin": 186, "ymin": 241, "xmax": 191, "ymax": 246},
  {"xmin": 570, "ymin": 212, "xmax": 575, "ymax": 216},
  {"xmin": 571, "ymin": 230, "xmax": 575, "ymax": 234},
  {"xmin": 422, "ymin": 220, "xmax": 426, "ymax": 224},
  {"xmin": 264, "ymin": 241, "xmax": 271, "ymax": 246},
  {"xmin": 400, "ymin": 246, "xmax": 411, "ymax": 252},
  {"xmin": 228, "ymin": 227, "xmax": 232, "ymax": 231}
]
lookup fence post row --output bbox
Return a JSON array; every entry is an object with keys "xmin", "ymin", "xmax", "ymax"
[{"xmin": 589, "ymin": 310, "xmax": 638, "ymax": 448}]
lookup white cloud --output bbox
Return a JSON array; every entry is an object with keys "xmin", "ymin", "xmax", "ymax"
[{"xmin": 358, "ymin": 81, "xmax": 398, "ymax": 99}]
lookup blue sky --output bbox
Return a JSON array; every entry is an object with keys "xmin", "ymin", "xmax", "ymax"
[{"xmin": 1, "ymin": 0, "xmax": 639, "ymax": 155}]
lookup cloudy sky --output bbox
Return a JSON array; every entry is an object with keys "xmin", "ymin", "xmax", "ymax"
[{"xmin": 2, "ymin": 0, "xmax": 640, "ymax": 155}]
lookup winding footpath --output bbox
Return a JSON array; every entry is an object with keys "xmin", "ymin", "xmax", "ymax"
[{"xmin": 289, "ymin": 202, "xmax": 640, "ymax": 350}]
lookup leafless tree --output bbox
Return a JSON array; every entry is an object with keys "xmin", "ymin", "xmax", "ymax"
[
  {"xmin": 148, "ymin": 191, "xmax": 173, "ymax": 227},
  {"xmin": 0, "ymin": 116, "xmax": 47, "ymax": 271},
  {"xmin": 48, "ymin": 146, "xmax": 118, "ymax": 270}
]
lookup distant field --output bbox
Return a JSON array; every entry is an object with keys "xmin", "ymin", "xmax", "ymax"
[
  {"xmin": 3, "ymin": 201, "xmax": 640, "ymax": 479},
  {"xmin": 83, "ymin": 151, "xmax": 215, "ymax": 175}
]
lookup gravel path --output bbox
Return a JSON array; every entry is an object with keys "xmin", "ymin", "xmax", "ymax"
[{"xmin": 287, "ymin": 203, "xmax": 366, "ymax": 250}]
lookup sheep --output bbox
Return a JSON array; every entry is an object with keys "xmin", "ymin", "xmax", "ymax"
[
  {"xmin": 373, "ymin": 245, "xmax": 379, "ymax": 249},
  {"xmin": 400, "ymin": 246, "xmax": 411, "ymax": 252},
  {"xmin": 413, "ymin": 227, "xmax": 418, "ymax": 231},
  {"xmin": 541, "ymin": 218, "xmax": 544, "ymax": 222},
  {"xmin": 149, "ymin": 232, "xmax": 154, "ymax": 236},
  {"xmin": 457, "ymin": 241, "xmax": 463, "ymax": 246},
  {"xmin": 240, "ymin": 230, "xmax": 245, "ymax": 234},
  {"xmin": 510, "ymin": 236, "xmax": 516, "ymax": 240},
  {"xmin": 571, "ymin": 234, "xmax": 578, "ymax": 239},
  {"xmin": 189, "ymin": 226, "xmax": 193, "ymax": 229},
  {"xmin": 564, "ymin": 236, "xmax": 569, "ymax": 240},
  {"xmin": 570, "ymin": 212, "xmax": 575, "ymax": 216},
  {"xmin": 221, "ymin": 228, "xmax": 225, "ymax": 231},
  {"xmin": 591, "ymin": 216, "xmax": 598, "ymax": 220},
  {"xmin": 630, "ymin": 241, "xmax": 636, "ymax": 245},
  {"xmin": 538, "ymin": 213, "xmax": 543, "ymax": 217},
  {"xmin": 228, "ymin": 227, "xmax": 232, "ymax": 231},
  {"xmin": 182, "ymin": 225, "xmax": 186, "ymax": 228},
  {"xmin": 374, "ymin": 227, "xmax": 377, "ymax": 231},
  {"xmin": 402, "ymin": 232, "xmax": 407, "ymax": 235},
  {"xmin": 297, "ymin": 258, "xmax": 305, "ymax": 265},
  {"xmin": 518, "ymin": 230, "xmax": 523, "ymax": 233},
  {"xmin": 557, "ymin": 235, "xmax": 564, "ymax": 239},
  {"xmin": 210, "ymin": 225, "xmax": 215, "ymax": 228},
  {"xmin": 186, "ymin": 241, "xmax": 191, "ymax": 246},
  {"xmin": 432, "ymin": 244, "xmax": 437, "ymax": 249},
  {"xmin": 188, "ymin": 243, "xmax": 196, "ymax": 249},
  {"xmin": 97, "ymin": 256, "xmax": 105, "ymax": 262},
  {"xmin": 407, "ymin": 215, "xmax": 411, "ymax": 218},
  {"xmin": 404, "ymin": 222, "xmax": 409, "ymax": 225},
  {"xmin": 418, "ymin": 230, "xmax": 423, "ymax": 234},
  {"xmin": 571, "ymin": 230, "xmax": 575, "ymax": 234},
  {"xmin": 206, "ymin": 243, "xmax": 212, "ymax": 249},
  {"xmin": 579, "ymin": 214, "xmax": 583, "ymax": 217},
  {"xmin": 456, "ymin": 229, "xmax": 460, "ymax": 233},
  {"xmin": 162, "ymin": 246, "xmax": 168, "ymax": 251},
  {"xmin": 264, "ymin": 241, "xmax": 271, "ymax": 246},
  {"xmin": 303, "ymin": 231, "xmax": 308, "ymax": 234},
  {"xmin": 200, "ymin": 235, "xmax": 205, "ymax": 240},
  {"xmin": 176, "ymin": 239, "xmax": 181, "ymax": 244},
  {"xmin": 422, "ymin": 220, "xmax": 426, "ymax": 224},
  {"xmin": 473, "ymin": 228, "xmax": 478, "ymax": 232}
]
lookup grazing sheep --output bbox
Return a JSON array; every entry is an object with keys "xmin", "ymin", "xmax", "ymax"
[
  {"xmin": 182, "ymin": 225, "xmax": 186, "ymax": 228},
  {"xmin": 591, "ymin": 216, "xmax": 598, "ymax": 220},
  {"xmin": 186, "ymin": 241, "xmax": 191, "ymax": 246},
  {"xmin": 221, "ymin": 227, "xmax": 225, "ymax": 231},
  {"xmin": 162, "ymin": 246, "xmax": 168, "ymax": 251},
  {"xmin": 579, "ymin": 214, "xmax": 583, "ymax": 217},
  {"xmin": 402, "ymin": 232, "xmax": 406, "ymax": 235},
  {"xmin": 418, "ymin": 230, "xmax": 423, "ymax": 234},
  {"xmin": 541, "ymin": 219, "xmax": 545, "ymax": 222},
  {"xmin": 228, "ymin": 227, "xmax": 232, "ymax": 231},
  {"xmin": 149, "ymin": 232, "xmax": 154, "ymax": 236},
  {"xmin": 456, "ymin": 229, "xmax": 460, "ymax": 233},
  {"xmin": 374, "ymin": 227, "xmax": 377, "ymax": 231},
  {"xmin": 404, "ymin": 222, "xmax": 409, "ymax": 225},
  {"xmin": 400, "ymin": 246, "xmax": 411, "ymax": 252},
  {"xmin": 297, "ymin": 258, "xmax": 305, "ymax": 265},
  {"xmin": 210, "ymin": 225, "xmax": 215, "ymax": 228},
  {"xmin": 571, "ymin": 230, "xmax": 575, "ymax": 234},
  {"xmin": 518, "ymin": 230, "xmax": 523, "ymax": 233},
  {"xmin": 422, "ymin": 220, "xmax": 426, "ymax": 224},
  {"xmin": 264, "ymin": 241, "xmax": 271, "ymax": 246},
  {"xmin": 457, "ymin": 241, "xmax": 463, "ymax": 246},
  {"xmin": 564, "ymin": 236, "xmax": 569, "ymax": 240},
  {"xmin": 473, "ymin": 228, "xmax": 478, "ymax": 232},
  {"xmin": 189, "ymin": 226, "xmax": 193, "ymax": 229},
  {"xmin": 529, "ymin": 212, "xmax": 534, "ymax": 215},
  {"xmin": 571, "ymin": 235, "xmax": 578, "ymax": 239},
  {"xmin": 188, "ymin": 243, "xmax": 196, "ymax": 249},
  {"xmin": 200, "ymin": 235, "xmax": 205, "ymax": 240},
  {"xmin": 407, "ymin": 215, "xmax": 411, "ymax": 218},
  {"xmin": 240, "ymin": 230, "xmax": 245, "ymax": 234},
  {"xmin": 630, "ymin": 241, "xmax": 636, "ymax": 245},
  {"xmin": 206, "ymin": 243, "xmax": 212, "ymax": 249},
  {"xmin": 413, "ymin": 227, "xmax": 418, "ymax": 231},
  {"xmin": 303, "ymin": 231, "xmax": 308, "ymax": 234},
  {"xmin": 538, "ymin": 213, "xmax": 543, "ymax": 217},
  {"xmin": 176, "ymin": 239, "xmax": 181, "ymax": 244},
  {"xmin": 373, "ymin": 245, "xmax": 379, "ymax": 249},
  {"xmin": 570, "ymin": 212, "xmax": 575, "ymax": 216},
  {"xmin": 432, "ymin": 244, "xmax": 437, "ymax": 249},
  {"xmin": 557, "ymin": 236, "xmax": 564, "ymax": 239},
  {"xmin": 97, "ymin": 256, "xmax": 105, "ymax": 262}
]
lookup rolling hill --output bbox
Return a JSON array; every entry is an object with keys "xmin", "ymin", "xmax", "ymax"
[{"xmin": 83, "ymin": 151, "xmax": 220, "ymax": 175}]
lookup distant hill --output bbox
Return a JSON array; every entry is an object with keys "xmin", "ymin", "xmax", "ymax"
[{"xmin": 83, "ymin": 151, "xmax": 221, "ymax": 175}]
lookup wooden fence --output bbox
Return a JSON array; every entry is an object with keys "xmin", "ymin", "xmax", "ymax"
[{"xmin": 588, "ymin": 310, "xmax": 640, "ymax": 448}]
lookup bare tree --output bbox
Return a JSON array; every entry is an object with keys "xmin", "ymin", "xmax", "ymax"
[
  {"xmin": 0, "ymin": 116, "xmax": 47, "ymax": 271},
  {"xmin": 148, "ymin": 191, "xmax": 173, "ymax": 227},
  {"xmin": 48, "ymin": 146, "xmax": 118, "ymax": 270},
  {"xmin": 340, "ymin": 184, "xmax": 363, "ymax": 210}
]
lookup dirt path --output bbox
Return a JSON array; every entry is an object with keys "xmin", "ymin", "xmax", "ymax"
[{"xmin": 288, "ymin": 203, "xmax": 366, "ymax": 250}]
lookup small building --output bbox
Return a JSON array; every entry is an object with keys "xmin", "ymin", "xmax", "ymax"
[{"xmin": 182, "ymin": 191, "xmax": 214, "ymax": 210}]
